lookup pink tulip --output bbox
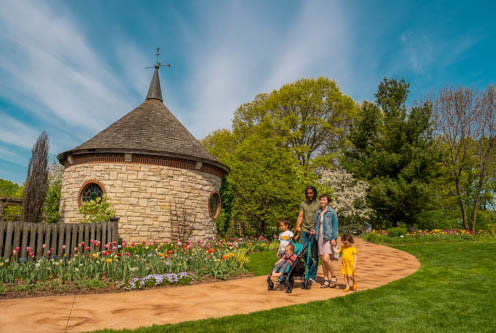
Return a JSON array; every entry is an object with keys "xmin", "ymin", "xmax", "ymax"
[
  {"xmin": 74, "ymin": 247, "xmax": 78, "ymax": 252},
  {"xmin": 42, "ymin": 244, "xmax": 46, "ymax": 249},
  {"xmin": 85, "ymin": 246, "xmax": 90, "ymax": 252},
  {"xmin": 12, "ymin": 250, "xmax": 17, "ymax": 256},
  {"xmin": 62, "ymin": 245, "xmax": 66, "ymax": 249},
  {"xmin": 26, "ymin": 247, "xmax": 31, "ymax": 252},
  {"xmin": 125, "ymin": 252, "xmax": 130, "ymax": 257},
  {"xmin": 15, "ymin": 247, "xmax": 20, "ymax": 252},
  {"xmin": 29, "ymin": 252, "xmax": 34, "ymax": 257},
  {"xmin": 80, "ymin": 242, "xmax": 85, "ymax": 246}
]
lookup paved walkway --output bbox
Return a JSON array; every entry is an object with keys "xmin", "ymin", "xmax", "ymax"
[{"xmin": 0, "ymin": 239, "xmax": 420, "ymax": 333}]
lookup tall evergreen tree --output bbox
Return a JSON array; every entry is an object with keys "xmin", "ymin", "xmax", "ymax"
[
  {"xmin": 345, "ymin": 78, "xmax": 440, "ymax": 228},
  {"xmin": 22, "ymin": 131, "xmax": 49, "ymax": 223}
]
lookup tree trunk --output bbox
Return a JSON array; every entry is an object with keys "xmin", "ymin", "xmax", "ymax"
[{"xmin": 455, "ymin": 176, "xmax": 469, "ymax": 230}]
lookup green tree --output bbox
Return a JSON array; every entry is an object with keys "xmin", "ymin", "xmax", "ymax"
[
  {"xmin": 43, "ymin": 159, "xmax": 64, "ymax": 223},
  {"xmin": 0, "ymin": 179, "xmax": 20, "ymax": 197},
  {"xmin": 233, "ymin": 77, "xmax": 358, "ymax": 169},
  {"xmin": 229, "ymin": 135, "xmax": 301, "ymax": 235},
  {"xmin": 345, "ymin": 78, "xmax": 440, "ymax": 228},
  {"xmin": 431, "ymin": 85, "xmax": 496, "ymax": 231},
  {"xmin": 216, "ymin": 177, "xmax": 233, "ymax": 236}
]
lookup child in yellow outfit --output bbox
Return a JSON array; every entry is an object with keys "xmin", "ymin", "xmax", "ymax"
[{"xmin": 340, "ymin": 233, "xmax": 357, "ymax": 292}]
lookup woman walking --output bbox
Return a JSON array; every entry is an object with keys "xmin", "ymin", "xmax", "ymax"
[{"xmin": 311, "ymin": 194, "xmax": 338, "ymax": 288}]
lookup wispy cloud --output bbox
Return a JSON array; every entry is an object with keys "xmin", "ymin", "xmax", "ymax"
[
  {"xmin": 181, "ymin": 1, "xmax": 351, "ymax": 138},
  {"xmin": 0, "ymin": 145, "xmax": 28, "ymax": 167},
  {"xmin": 0, "ymin": 1, "xmax": 141, "ymax": 134},
  {"xmin": 0, "ymin": 112, "xmax": 40, "ymax": 149}
]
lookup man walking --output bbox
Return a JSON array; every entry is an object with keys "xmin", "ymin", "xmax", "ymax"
[{"xmin": 295, "ymin": 186, "xmax": 320, "ymax": 283}]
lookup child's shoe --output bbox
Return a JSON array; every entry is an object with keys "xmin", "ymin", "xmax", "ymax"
[
  {"xmin": 352, "ymin": 283, "xmax": 358, "ymax": 291},
  {"xmin": 343, "ymin": 286, "xmax": 350, "ymax": 292}
]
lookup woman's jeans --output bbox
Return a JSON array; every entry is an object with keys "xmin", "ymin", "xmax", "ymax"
[{"xmin": 300, "ymin": 231, "xmax": 318, "ymax": 280}]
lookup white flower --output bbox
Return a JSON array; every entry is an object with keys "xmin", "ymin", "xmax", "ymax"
[{"xmin": 319, "ymin": 169, "xmax": 372, "ymax": 222}]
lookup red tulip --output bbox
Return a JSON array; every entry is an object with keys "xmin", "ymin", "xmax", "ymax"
[
  {"xmin": 167, "ymin": 250, "xmax": 173, "ymax": 255},
  {"xmin": 125, "ymin": 252, "xmax": 130, "ymax": 257}
]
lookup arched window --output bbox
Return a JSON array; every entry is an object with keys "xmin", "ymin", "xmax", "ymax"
[
  {"xmin": 208, "ymin": 191, "xmax": 221, "ymax": 219},
  {"xmin": 80, "ymin": 182, "xmax": 103, "ymax": 203}
]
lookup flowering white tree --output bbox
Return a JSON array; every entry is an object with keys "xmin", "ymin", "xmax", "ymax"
[{"xmin": 319, "ymin": 169, "xmax": 372, "ymax": 228}]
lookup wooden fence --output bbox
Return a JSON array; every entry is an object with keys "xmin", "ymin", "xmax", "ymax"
[{"xmin": 0, "ymin": 220, "xmax": 118, "ymax": 259}]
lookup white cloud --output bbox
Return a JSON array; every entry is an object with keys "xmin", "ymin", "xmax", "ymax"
[
  {"xmin": 0, "ymin": 0, "xmax": 140, "ymax": 135},
  {"xmin": 0, "ymin": 113, "xmax": 39, "ymax": 149},
  {"xmin": 182, "ymin": 1, "xmax": 351, "ymax": 138},
  {"xmin": 0, "ymin": 145, "xmax": 28, "ymax": 166}
]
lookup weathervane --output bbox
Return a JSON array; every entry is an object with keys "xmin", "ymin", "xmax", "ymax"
[{"xmin": 146, "ymin": 48, "xmax": 171, "ymax": 70}]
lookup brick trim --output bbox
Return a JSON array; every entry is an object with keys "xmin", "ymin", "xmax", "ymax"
[
  {"xmin": 66, "ymin": 153, "xmax": 225, "ymax": 179},
  {"xmin": 208, "ymin": 191, "xmax": 222, "ymax": 220},
  {"xmin": 77, "ymin": 180, "xmax": 106, "ymax": 207}
]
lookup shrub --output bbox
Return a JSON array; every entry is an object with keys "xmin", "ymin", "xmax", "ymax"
[
  {"xmin": 387, "ymin": 226, "xmax": 408, "ymax": 237},
  {"xmin": 79, "ymin": 195, "xmax": 116, "ymax": 223}
]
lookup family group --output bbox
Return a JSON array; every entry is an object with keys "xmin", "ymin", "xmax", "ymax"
[{"xmin": 270, "ymin": 186, "xmax": 358, "ymax": 292}]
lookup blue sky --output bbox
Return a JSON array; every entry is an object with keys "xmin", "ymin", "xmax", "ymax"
[{"xmin": 0, "ymin": 0, "xmax": 495, "ymax": 184}]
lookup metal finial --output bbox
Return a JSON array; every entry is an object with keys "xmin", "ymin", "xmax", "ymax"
[{"xmin": 146, "ymin": 47, "xmax": 171, "ymax": 70}]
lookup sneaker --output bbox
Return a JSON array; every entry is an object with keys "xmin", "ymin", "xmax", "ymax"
[
  {"xmin": 343, "ymin": 286, "xmax": 351, "ymax": 292},
  {"xmin": 352, "ymin": 283, "xmax": 358, "ymax": 291},
  {"xmin": 309, "ymin": 278, "xmax": 317, "ymax": 284}
]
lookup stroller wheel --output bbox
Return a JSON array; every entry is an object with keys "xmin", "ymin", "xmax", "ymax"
[
  {"xmin": 286, "ymin": 286, "xmax": 292, "ymax": 293},
  {"xmin": 303, "ymin": 279, "xmax": 312, "ymax": 289},
  {"xmin": 267, "ymin": 275, "xmax": 274, "ymax": 290}
]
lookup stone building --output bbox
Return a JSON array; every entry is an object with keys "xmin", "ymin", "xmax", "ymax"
[{"xmin": 57, "ymin": 64, "xmax": 228, "ymax": 242}]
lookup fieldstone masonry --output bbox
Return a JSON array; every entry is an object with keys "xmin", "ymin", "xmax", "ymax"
[{"xmin": 60, "ymin": 163, "xmax": 221, "ymax": 243}]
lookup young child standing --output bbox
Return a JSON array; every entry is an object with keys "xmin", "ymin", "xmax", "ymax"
[
  {"xmin": 340, "ymin": 233, "xmax": 358, "ymax": 292},
  {"xmin": 277, "ymin": 219, "xmax": 294, "ymax": 258}
]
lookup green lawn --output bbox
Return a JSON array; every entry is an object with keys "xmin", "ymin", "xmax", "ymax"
[{"xmin": 93, "ymin": 239, "xmax": 496, "ymax": 333}]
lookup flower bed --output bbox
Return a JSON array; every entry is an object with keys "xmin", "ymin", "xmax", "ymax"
[
  {"xmin": 363, "ymin": 229, "xmax": 494, "ymax": 244},
  {"xmin": 0, "ymin": 237, "xmax": 277, "ymax": 298}
]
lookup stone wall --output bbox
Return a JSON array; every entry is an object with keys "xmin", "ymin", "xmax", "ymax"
[{"xmin": 59, "ymin": 162, "xmax": 221, "ymax": 242}]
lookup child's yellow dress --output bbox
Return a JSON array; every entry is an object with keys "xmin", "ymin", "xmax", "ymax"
[{"xmin": 340, "ymin": 246, "xmax": 357, "ymax": 276}]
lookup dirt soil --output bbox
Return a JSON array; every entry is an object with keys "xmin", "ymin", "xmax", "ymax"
[{"xmin": 0, "ymin": 239, "xmax": 420, "ymax": 333}]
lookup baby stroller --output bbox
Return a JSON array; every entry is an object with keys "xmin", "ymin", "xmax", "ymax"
[{"xmin": 267, "ymin": 235, "xmax": 315, "ymax": 293}]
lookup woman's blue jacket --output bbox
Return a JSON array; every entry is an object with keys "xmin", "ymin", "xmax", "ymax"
[{"xmin": 313, "ymin": 206, "xmax": 338, "ymax": 241}]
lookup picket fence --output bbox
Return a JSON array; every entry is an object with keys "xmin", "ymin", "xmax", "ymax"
[{"xmin": 0, "ymin": 220, "xmax": 118, "ymax": 259}]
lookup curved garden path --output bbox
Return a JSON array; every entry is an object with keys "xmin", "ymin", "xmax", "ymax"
[{"xmin": 0, "ymin": 239, "xmax": 420, "ymax": 333}]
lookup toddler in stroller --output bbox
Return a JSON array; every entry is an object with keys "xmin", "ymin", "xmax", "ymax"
[{"xmin": 267, "ymin": 235, "xmax": 314, "ymax": 293}]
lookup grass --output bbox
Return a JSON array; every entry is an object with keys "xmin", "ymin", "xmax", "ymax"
[
  {"xmin": 92, "ymin": 239, "xmax": 496, "ymax": 333},
  {"xmin": 245, "ymin": 250, "xmax": 279, "ymax": 276}
]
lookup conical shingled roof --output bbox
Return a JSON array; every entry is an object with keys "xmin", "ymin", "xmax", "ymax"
[{"xmin": 58, "ymin": 68, "xmax": 228, "ymax": 174}]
